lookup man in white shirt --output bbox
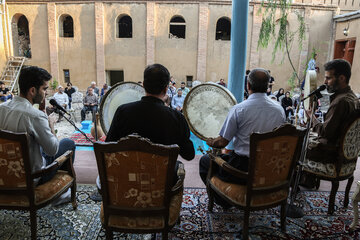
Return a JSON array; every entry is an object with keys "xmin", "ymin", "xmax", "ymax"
[
  {"xmin": 199, "ymin": 68, "xmax": 286, "ymax": 208},
  {"xmin": 171, "ymin": 89, "xmax": 185, "ymax": 112},
  {"xmin": 0, "ymin": 66, "xmax": 75, "ymax": 184},
  {"xmin": 46, "ymin": 85, "xmax": 69, "ymax": 121}
]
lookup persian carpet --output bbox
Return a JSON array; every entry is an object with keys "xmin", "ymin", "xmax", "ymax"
[
  {"xmin": 0, "ymin": 185, "xmax": 359, "ymax": 240},
  {"xmin": 69, "ymin": 133, "xmax": 106, "ymax": 145}
]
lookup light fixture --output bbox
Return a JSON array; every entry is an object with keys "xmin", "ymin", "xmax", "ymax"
[{"xmin": 343, "ymin": 22, "xmax": 350, "ymax": 36}]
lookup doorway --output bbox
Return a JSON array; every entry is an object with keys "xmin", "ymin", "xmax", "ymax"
[
  {"xmin": 106, "ymin": 70, "xmax": 124, "ymax": 86},
  {"xmin": 334, "ymin": 38, "xmax": 356, "ymax": 65}
]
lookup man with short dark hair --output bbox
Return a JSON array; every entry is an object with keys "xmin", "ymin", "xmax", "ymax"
[
  {"xmin": 0, "ymin": 81, "xmax": 13, "ymax": 102},
  {"xmin": 305, "ymin": 59, "xmax": 359, "ymax": 164},
  {"xmin": 199, "ymin": 68, "xmax": 285, "ymax": 208},
  {"xmin": 171, "ymin": 89, "xmax": 185, "ymax": 112},
  {"xmin": 106, "ymin": 64, "xmax": 195, "ymax": 182},
  {"xmin": 177, "ymin": 81, "xmax": 190, "ymax": 97},
  {"xmin": 0, "ymin": 66, "xmax": 75, "ymax": 184}
]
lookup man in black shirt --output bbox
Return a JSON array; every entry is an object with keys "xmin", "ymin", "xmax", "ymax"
[
  {"xmin": 106, "ymin": 64, "xmax": 195, "ymax": 180},
  {"xmin": 0, "ymin": 81, "xmax": 13, "ymax": 102}
]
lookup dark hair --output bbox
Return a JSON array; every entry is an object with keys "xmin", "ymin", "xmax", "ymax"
[
  {"xmin": 247, "ymin": 68, "xmax": 270, "ymax": 93},
  {"xmin": 143, "ymin": 64, "xmax": 170, "ymax": 95},
  {"xmin": 324, "ymin": 59, "xmax": 351, "ymax": 84},
  {"xmin": 0, "ymin": 81, "xmax": 4, "ymax": 85},
  {"xmin": 19, "ymin": 66, "xmax": 52, "ymax": 96},
  {"xmin": 67, "ymin": 82, "xmax": 72, "ymax": 86},
  {"xmin": 246, "ymin": 70, "xmax": 251, "ymax": 75},
  {"xmin": 181, "ymin": 82, "xmax": 185, "ymax": 85}
]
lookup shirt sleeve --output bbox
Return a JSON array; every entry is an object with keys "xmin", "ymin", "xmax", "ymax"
[
  {"xmin": 178, "ymin": 114, "xmax": 195, "ymax": 160},
  {"xmin": 33, "ymin": 113, "xmax": 59, "ymax": 156},
  {"xmin": 105, "ymin": 107, "xmax": 122, "ymax": 142},
  {"xmin": 219, "ymin": 106, "xmax": 239, "ymax": 141},
  {"xmin": 313, "ymin": 98, "xmax": 350, "ymax": 142}
]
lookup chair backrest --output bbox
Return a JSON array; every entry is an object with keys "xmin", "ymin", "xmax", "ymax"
[
  {"xmin": 248, "ymin": 124, "xmax": 305, "ymax": 191},
  {"xmin": 340, "ymin": 109, "xmax": 360, "ymax": 161},
  {"xmin": 94, "ymin": 135, "xmax": 179, "ymax": 216},
  {"xmin": 71, "ymin": 91, "xmax": 83, "ymax": 103},
  {"xmin": 0, "ymin": 130, "xmax": 31, "ymax": 190}
]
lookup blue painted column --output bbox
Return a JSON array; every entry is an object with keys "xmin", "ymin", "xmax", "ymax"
[{"xmin": 227, "ymin": 0, "xmax": 249, "ymax": 103}]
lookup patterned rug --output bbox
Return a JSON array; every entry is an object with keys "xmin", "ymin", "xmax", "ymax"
[
  {"xmin": 1, "ymin": 185, "xmax": 359, "ymax": 240},
  {"xmin": 70, "ymin": 133, "xmax": 106, "ymax": 145}
]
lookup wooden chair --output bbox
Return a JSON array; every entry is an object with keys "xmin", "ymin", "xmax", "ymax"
[
  {"xmin": 303, "ymin": 109, "xmax": 360, "ymax": 214},
  {"xmin": 0, "ymin": 129, "xmax": 77, "ymax": 240},
  {"xmin": 94, "ymin": 134, "xmax": 185, "ymax": 240},
  {"xmin": 206, "ymin": 124, "xmax": 305, "ymax": 240}
]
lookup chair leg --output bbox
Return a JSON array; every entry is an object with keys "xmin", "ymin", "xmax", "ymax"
[
  {"xmin": 328, "ymin": 181, "xmax": 339, "ymax": 215},
  {"xmin": 162, "ymin": 230, "xmax": 168, "ymax": 240},
  {"xmin": 71, "ymin": 183, "xmax": 77, "ymax": 210},
  {"xmin": 105, "ymin": 228, "xmax": 113, "ymax": 240},
  {"xmin": 207, "ymin": 186, "xmax": 214, "ymax": 212},
  {"xmin": 30, "ymin": 210, "xmax": 37, "ymax": 240},
  {"xmin": 281, "ymin": 203, "xmax": 286, "ymax": 232},
  {"xmin": 242, "ymin": 209, "xmax": 250, "ymax": 240},
  {"xmin": 344, "ymin": 176, "xmax": 354, "ymax": 208}
]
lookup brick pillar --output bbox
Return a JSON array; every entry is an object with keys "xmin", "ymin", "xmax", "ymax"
[
  {"xmin": 196, "ymin": 3, "xmax": 208, "ymax": 82},
  {"xmin": 249, "ymin": 4, "xmax": 261, "ymax": 69},
  {"xmin": 95, "ymin": 2, "xmax": 105, "ymax": 86},
  {"xmin": 47, "ymin": 3, "xmax": 59, "ymax": 81},
  {"xmin": 297, "ymin": 7, "xmax": 311, "ymax": 82},
  {"xmin": 146, "ymin": 2, "xmax": 155, "ymax": 66}
]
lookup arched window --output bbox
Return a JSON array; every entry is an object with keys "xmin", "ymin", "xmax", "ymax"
[
  {"xmin": 169, "ymin": 16, "xmax": 186, "ymax": 39},
  {"xmin": 117, "ymin": 15, "xmax": 132, "ymax": 38},
  {"xmin": 59, "ymin": 15, "xmax": 74, "ymax": 38},
  {"xmin": 215, "ymin": 17, "xmax": 231, "ymax": 41},
  {"xmin": 11, "ymin": 14, "xmax": 31, "ymax": 58}
]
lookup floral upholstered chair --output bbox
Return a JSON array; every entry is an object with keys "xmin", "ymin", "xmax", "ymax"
[
  {"xmin": 303, "ymin": 109, "xmax": 360, "ymax": 214},
  {"xmin": 0, "ymin": 129, "xmax": 77, "ymax": 240},
  {"xmin": 94, "ymin": 134, "xmax": 184, "ymax": 240},
  {"xmin": 206, "ymin": 124, "xmax": 305, "ymax": 240}
]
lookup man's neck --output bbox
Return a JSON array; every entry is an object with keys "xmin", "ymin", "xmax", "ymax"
[
  {"xmin": 145, "ymin": 93, "xmax": 165, "ymax": 100},
  {"xmin": 20, "ymin": 93, "xmax": 33, "ymax": 105}
]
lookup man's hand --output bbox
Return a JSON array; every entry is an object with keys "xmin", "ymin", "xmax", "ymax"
[
  {"xmin": 206, "ymin": 136, "xmax": 229, "ymax": 149},
  {"xmin": 48, "ymin": 113, "xmax": 58, "ymax": 136}
]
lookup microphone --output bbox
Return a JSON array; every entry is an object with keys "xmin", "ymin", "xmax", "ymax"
[
  {"xmin": 302, "ymin": 84, "xmax": 326, "ymax": 100},
  {"xmin": 49, "ymin": 99, "xmax": 69, "ymax": 115}
]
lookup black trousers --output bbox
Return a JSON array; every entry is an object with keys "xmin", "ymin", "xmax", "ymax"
[{"xmin": 199, "ymin": 151, "xmax": 249, "ymax": 207}]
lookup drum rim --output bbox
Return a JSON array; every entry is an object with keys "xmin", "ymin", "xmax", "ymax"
[
  {"xmin": 183, "ymin": 82, "xmax": 237, "ymax": 141},
  {"xmin": 99, "ymin": 81, "xmax": 144, "ymax": 135}
]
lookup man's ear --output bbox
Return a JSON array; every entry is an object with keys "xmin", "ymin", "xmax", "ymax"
[
  {"xmin": 28, "ymin": 87, "xmax": 36, "ymax": 97},
  {"xmin": 338, "ymin": 74, "xmax": 347, "ymax": 85}
]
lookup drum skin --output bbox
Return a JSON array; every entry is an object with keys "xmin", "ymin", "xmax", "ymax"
[
  {"xmin": 183, "ymin": 83, "xmax": 237, "ymax": 141},
  {"xmin": 99, "ymin": 82, "xmax": 145, "ymax": 135}
]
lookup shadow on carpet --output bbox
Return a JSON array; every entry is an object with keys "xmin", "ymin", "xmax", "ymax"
[{"xmin": 0, "ymin": 185, "xmax": 359, "ymax": 240}]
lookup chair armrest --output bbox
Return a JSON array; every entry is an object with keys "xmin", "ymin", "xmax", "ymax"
[
  {"xmin": 171, "ymin": 163, "xmax": 185, "ymax": 194},
  {"xmin": 212, "ymin": 156, "xmax": 248, "ymax": 179},
  {"xmin": 32, "ymin": 150, "xmax": 73, "ymax": 179}
]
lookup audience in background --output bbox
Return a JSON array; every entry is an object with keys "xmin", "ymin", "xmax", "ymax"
[
  {"xmin": 0, "ymin": 81, "xmax": 13, "ymax": 102},
  {"xmin": 172, "ymin": 89, "xmax": 185, "ymax": 112},
  {"xmin": 218, "ymin": 78, "xmax": 227, "ymax": 88},
  {"xmin": 46, "ymin": 85, "xmax": 69, "ymax": 122},
  {"xmin": 178, "ymin": 82, "xmax": 190, "ymax": 96},
  {"xmin": 87, "ymin": 82, "xmax": 99, "ymax": 96},
  {"xmin": 64, "ymin": 82, "xmax": 76, "ymax": 109},
  {"xmin": 81, "ymin": 87, "xmax": 98, "ymax": 122},
  {"xmin": 276, "ymin": 88, "xmax": 285, "ymax": 101},
  {"xmin": 281, "ymin": 91, "xmax": 294, "ymax": 121}
]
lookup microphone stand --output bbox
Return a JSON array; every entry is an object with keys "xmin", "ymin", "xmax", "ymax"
[
  {"xmin": 57, "ymin": 111, "xmax": 94, "ymax": 144},
  {"xmin": 286, "ymin": 92, "xmax": 322, "ymax": 218}
]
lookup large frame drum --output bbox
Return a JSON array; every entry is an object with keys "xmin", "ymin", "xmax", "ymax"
[
  {"xmin": 99, "ymin": 82, "xmax": 145, "ymax": 135},
  {"xmin": 183, "ymin": 83, "xmax": 237, "ymax": 141}
]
